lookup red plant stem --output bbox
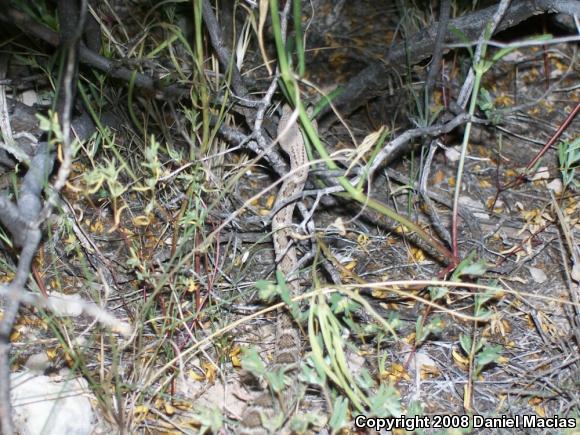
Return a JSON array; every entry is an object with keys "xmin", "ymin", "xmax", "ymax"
[
  {"xmin": 526, "ymin": 103, "xmax": 579, "ymax": 173},
  {"xmin": 194, "ymin": 231, "xmax": 201, "ymax": 312},
  {"xmin": 494, "ymin": 221, "xmax": 552, "ymax": 267},
  {"xmin": 31, "ymin": 263, "xmax": 48, "ymax": 298},
  {"xmin": 542, "ymin": 17, "xmax": 550, "ymax": 91},
  {"xmin": 499, "ymin": 103, "xmax": 579, "ymax": 195}
]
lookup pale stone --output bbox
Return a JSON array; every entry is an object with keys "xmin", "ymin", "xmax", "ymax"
[{"xmin": 11, "ymin": 370, "xmax": 94, "ymax": 435}]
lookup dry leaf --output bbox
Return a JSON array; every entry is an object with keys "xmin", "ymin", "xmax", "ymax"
[
  {"xmin": 452, "ymin": 347, "xmax": 469, "ymax": 370},
  {"xmin": 432, "ymin": 169, "xmax": 445, "ymax": 185}
]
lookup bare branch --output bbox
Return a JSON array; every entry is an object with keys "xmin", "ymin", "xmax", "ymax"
[{"xmin": 319, "ymin": 0, "xmax": 580, "ymax": 122}]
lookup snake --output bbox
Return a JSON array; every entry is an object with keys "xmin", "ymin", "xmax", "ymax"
[{"xmin": 240, "ymin": 105, "xmax": 310, "ymax": 434}]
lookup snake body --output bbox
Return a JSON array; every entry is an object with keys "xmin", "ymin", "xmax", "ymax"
[{"xmin": 240, "ymin": 105, "xmax": 309, "ymax": 433}]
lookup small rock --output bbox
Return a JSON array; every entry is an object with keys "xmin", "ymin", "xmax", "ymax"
[
  {"xmin": 459, "ymin": 196, "xmax": 489, "ymax": 220},
  {"xmin": 11, "ymin": 370, "xmax": 94, "ymax": 435},
  {"xmin": 528, "ymin": 266, "xmax": 547, "ymax": 284},
  {"xmin": 531, "ymin": 167, "xmax": 549, "ymax": 181},
  {"xmin": 546, "ymin": 178, "xmax": 563, "ymax": 195},
  {"xmin": 24, "ymin": 353, "xmax": 51, "ymax": 372},
  {"xmin": 21, "ymin": 90, "xmax": 38, "ymax": 107},
  {"xmin": 445, "ymin": 146, "xmax": 461, "ymax": 162}
]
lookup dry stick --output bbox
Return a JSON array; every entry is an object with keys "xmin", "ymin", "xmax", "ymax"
[
  {"xmin": 0, "ymin": 286, "xmax": 130, "ymax": 335},
  {"xmin": 452, "ymin": 0, "xmax": 512, "ymax": 255},
  {"xmin": 513, "ymin": 104, "xmax": 578, "ymax": 186},
  {"xmin": 268, "ymin": 114, "xmax": 478, "ymax": 224},
  {"xmin": 208, "ymin": 0, "xmax": 292, "ymax": 178},
  {"xmin": 448, "ymin": 0, "xmax": 514, "ymax": 412},
  {"xmin": 364, "ymin": 112, "xmax": 472, "ymax": 180},
  {"xmin": 424, "ymin": 0, "xmax": 451, "ymax": 108},
  {"xmin": 0, "ymin": 57, "xmax": 30, "ymax": 165},
  {"xmin": 550, "ymin": 192, "xmax": 580, "ymax": 348},
  {"xmin": 215, "ymin": 122, "xmax": 288, "ymax": 176},
  {"xmin": 42, "ymin": 0, "xmax": 87, "ymax": 218},
  {"xmin": 489, "ymin": 103, "xmax": 580, "ymax": 211},
  {"xmin": 250, "ymin": 0, "xmax": 293, "ymax": 173},
  {"xmin": 420, "ymin": 141, "xmax": 451, "ymax": 245},
  {"xmin": 0, "ymin": 0, "xmax": 463, "ymax": 189},
  {"xmin": 0, "ymin": 1, "xmax": 86, "ymax": 433},
  {"xmin": 0, "ymin": 7, "xmax": 187, "ymax": 100},
  {"xmin": 201, "ymin": 0, "xmax": 248, "ymax": 99},
  {"xmin": 0, "ymin": 145, "xmax": 51, "ymax": 435},
  {"xmin": 318, "ymin": 0, "xmax": 580, "ymax": 123},
  {"xmin": 419, "ymin": 0, "xmax": 452, "ymax": 242},
  {"xmin": 201, "ymin": 0, "xmax": 291, "ymax": 177}
]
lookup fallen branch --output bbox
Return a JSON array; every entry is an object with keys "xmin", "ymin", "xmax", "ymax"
[
  {"xmin": 0, "ymin": 7, "xmax": 188, "ymax": 100},
  {"xmin": 0, "ymin": 1, "xmax": 85, "ymax": 432},
  {"xmin": 0, "ymin": 286, "xmax": 131, "ymax": 336},
  {"xmin": 319, "ymin": 0, "xmax": 580, "ymax": 123},
  {"xmin": 0, "ymin": 143, "xmax": 52, "ymax": 435}
]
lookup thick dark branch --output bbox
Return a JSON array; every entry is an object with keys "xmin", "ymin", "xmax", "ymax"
[
  {"xmin": 0, "ymin": 141, "xmax": 52, "ymax": 435},
  {"xmin": 0, "ymin": 7, "xmax": 188, "ymax": 100},
  {"xmin": 320, "ymin": 0, "xmax": 580, "ymax": 122},
  {"xmin": 201, "ymin": 0, "xmax": 248, "ymax": 98},
  {"xmin": 424, "ymin": 0, "xmax": 451, "ymax": 106}
]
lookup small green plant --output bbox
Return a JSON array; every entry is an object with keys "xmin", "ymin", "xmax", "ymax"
[
  {"xmin": 459, "ymin": 334, "xmax": 502, "ymax": 378},
  {"xmin": 368, "ymin": 384, "xmax": 402, "ymax": 417},
  {"xmin": 559, "ymin": 137, "xmax": 580, "ymax": 190},
  {"xmin": 256, "ymin": 273, "xmax": 303, "ymax": 322},
  {"xmin": 415, "ymin": 315, "xmax": 445, "ymax": 346},
  {"xmin": 429, "ymin": 251, "xmax": 494, "ymax": 315},
  {"xmin": 192, "ymin": 405, "xmax": 223, "ymax": 434},
  {"xmin": 477, "ymin": 87, "xmax": 502, "ymax": 124},
  {"xmin": 327, "ymin": 396, "xmax": 349, "ymax": 433},
  {"xmin": 450, "ymin": 25, "xmax": 552, "ymax": 255}
]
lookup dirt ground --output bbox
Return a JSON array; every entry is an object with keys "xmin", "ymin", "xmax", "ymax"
[{"xmin": 0, "ymin": 1, "xmax": 578, "ymax": 434}]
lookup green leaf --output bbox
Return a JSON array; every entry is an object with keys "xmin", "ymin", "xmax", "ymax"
[
  {"xmin": 300, "ymin": 360, "xmax": 325, "ymax": 385},
  {"xmin": 240, "ymin": 347, "xmax": 266, "ymax": 377},
  {"xmin": 491, "ymin": 46, "xmax": 517, "ymax": 63},
  {"xmin": 492, "ymin": 34, "xmax": 552, "ymax": 63},
  {"xmin": 460, "ymin": 260, "xmax": 489, "ymax": 277},
  {"xmin": 312, "ymin": 87, "xmax": 343, "ymax": 117},
  {"xmin": 475, "ymin": 344, "xmax": 502, "ymax": 370},
  {"xmin": 289, "ymin": 412, "xmax": 325, "ymax": 434},
  {"xmin": 329, "ymin": 292, "xmax": 360, "ymax": 314},
  {"xmin": 474, "ymin": 290, "xmax": 493, "ymax": 310},
  {"xmin": 429, "ymin": 286, "xmax": 449, "ymax": 301},
  {"xmin": 356, "ymin": 367, "xmax": 375, "ymax": 390},
  {"xmin": 425, "ymin": 316, "xmax": 445, "ymax": 336},
  {"xmin": 265, "ymin": 366, "xmax": 290, "ymax": 393},
  {"xmin": 559, "ymin": 137, "xmax": 580, "ymax": 189},
  {"xmin": 415, "ymin": 315, "xmax": 427, "ymax": 344},
  {"xmin": 255, "ymin": 279, "xmax": 277, "ymax": 301},
  {"xmin": 193, "ymin": 405, "xmax": 223, "ymax": 434},
  {"xmin": 477, "ymin": 87, "xmax": 494, "ymax": 112},
  {"xmin": 328, "ymin": 396, "xmax": 349, "ymax": 432},
  {"xmin": 459, "ymin": 333, "xmax": 471, "ymax": 354},
  {"xmin": 276, "ymin": 270, "xmax": 291, "ymax": 302},
  {"xmin": 474, "ymin": 307, "xmax": 490, "ymax": 319},
  {"xmin": 452, "ymin": 251, "xmax": 488, "ymax": 279},
  {"xmin": 449, "ymin": 27, "xmax": 473, "ymax": 57},
  {"xmin": 369, "ymin": 384, "xmax": 402, "ymax": 418},
  {"xmin": 263, "ymin": 410, "xmax": 285, "ymax": 433},
  {"xmin": 407, "ymin": 399, "xmax": 423, "ymax": 417},
  {"xmin": 292, "ymin": 0, "xmax": 305, "ymax": 76}
]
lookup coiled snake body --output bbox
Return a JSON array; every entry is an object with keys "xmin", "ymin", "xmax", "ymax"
[{"xmin": 240, "ymin": 105, "xmax": 309, "ymax": 433}]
